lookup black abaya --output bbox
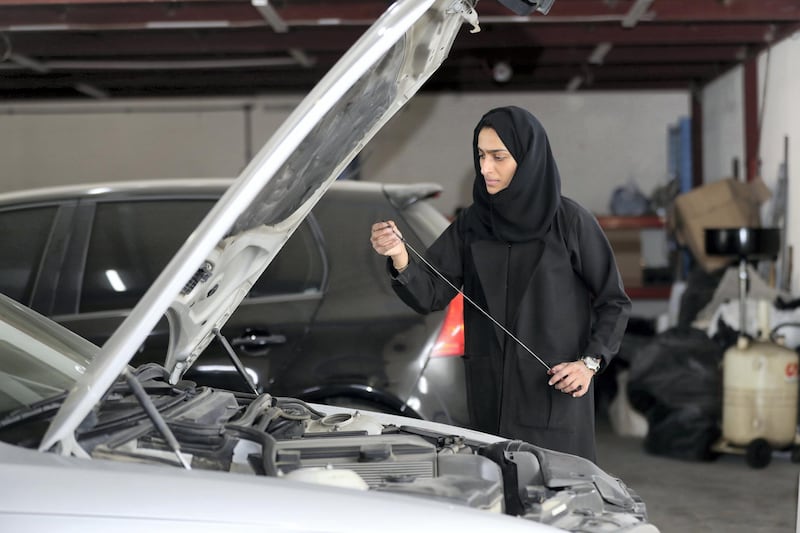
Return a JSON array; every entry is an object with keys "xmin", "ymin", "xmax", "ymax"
[{"xmin": 388, "ymin": 107, "xmax": 630, "ymax": 462}]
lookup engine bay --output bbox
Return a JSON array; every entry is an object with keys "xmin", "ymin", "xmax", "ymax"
[{"xmin": 2, "ymin": 364, "xmax": 653, "ymax": 532}]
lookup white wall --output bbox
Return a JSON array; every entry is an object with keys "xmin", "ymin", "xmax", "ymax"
[
  {"xmin": 701, "ymin": 32, "xmax": 800, "ymax": 294},
  {"xmin": 0, "ymin": 91, "xmax": 688, "ymax": 219},
  {"xmin": 364, "ymin": 91, "xmax": 688, "ymax": 217},
  {"xmin": 0, "ymin": 102, "xmax": 248, "ymax": 190},
  {"xmin": 0, "ymin": 97, "xmax": 314, "ymax": 191},
  {"xmin": 702, "ymin": 66, "xmax": 745, "ymax": 183},
  {"xmin": 757, "ymin": 34, "xmax": 800, "ymax": 294}
]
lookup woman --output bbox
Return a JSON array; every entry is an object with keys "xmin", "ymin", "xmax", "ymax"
[{"xmin": 370, "ymin": 106, "xmax": 630, "ymax": 462}]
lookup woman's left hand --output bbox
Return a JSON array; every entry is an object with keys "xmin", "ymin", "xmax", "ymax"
[{"xmin": 547, "ymin": 361, "xmax": 595, "ymax": 398}]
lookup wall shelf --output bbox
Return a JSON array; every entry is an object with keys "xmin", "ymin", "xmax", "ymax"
[
  {"xmin": 596, "ymin": 215, "xmax": 665, "ymax": 230},
  {"xmin": 596, "ymin": 215, "xmax": 671, "ymax": 300},
  {"xmin": 626, "ymin": 286, "xmax": 671, "ymax": 299}
]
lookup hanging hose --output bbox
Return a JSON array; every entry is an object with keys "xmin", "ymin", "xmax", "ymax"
[{"xmin": 770, "ymin": 322, "xmax": 800, "ymax": 344}]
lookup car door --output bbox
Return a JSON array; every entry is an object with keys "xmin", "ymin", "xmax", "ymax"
[
  {"xmin": 0, "ymin": 199, "xmax": 77, "ymax": 314},
  {"xmin": 192, "ymin": 217, "xmax": 328, "ymax": 392},
  {"xmin": 51, "ymin": 192, "xmax": 324, "ymax": 392}
]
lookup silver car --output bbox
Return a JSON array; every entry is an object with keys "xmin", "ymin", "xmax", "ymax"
[
  {"xmin": 0, "ymin": 1, "xmax": 657, "ymax": 531},
  {"xmin": 0, "ymin": 178, "xmax": 470, "ymax": 426}
]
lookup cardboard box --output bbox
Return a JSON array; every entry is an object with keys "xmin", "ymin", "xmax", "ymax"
[
  {"xmin": 672, "ymin": 178, "xmax": 771, "ymax": 272},
  {"xmin": 604, "ymin": 228, "xmax": 642, "ymax": 288}
]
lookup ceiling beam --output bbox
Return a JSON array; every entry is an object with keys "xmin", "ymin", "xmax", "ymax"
[
  {"xmin": 2, "ymin": 0, "xmax": 799, "ymax": 30},
  {"xmin": 4, "ymin": 21, "xmax": 784, "ymax": 58},
  {"xmin": 0, "ymin": 0, "xmax": 796, "ymax": 101},
  {"xmin": 455, "ymin": 23, "xmax": 786, "ymax": 48},
  {"xmin": 469, "ymin": 44, "xmax": 748, "ymax": 65}
]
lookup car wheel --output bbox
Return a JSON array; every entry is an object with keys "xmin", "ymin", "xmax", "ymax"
[{"xmin": 745, "ymin": 438, "xmax": 772, "ymax": 469}]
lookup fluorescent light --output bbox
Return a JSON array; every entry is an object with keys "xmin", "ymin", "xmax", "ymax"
[
  {"xmin": 8, "ymin": 24, "xmax": 69, "ymax": 32},
  {"xmin": 566, "ymin": 75, "xmax": 583, "ymax": 92},
  {"xmin": 9, "ymin": 53, "xmax": 49, "ymax": 73},
  {"xmin": 105, "ymin": 270, "xmax": 127, "ymax": 293},
  {"xmin": 74, "ymin": 83, "xmax": 108, "ymax": 99},
  {"xmin": 588, "ymin": 42, "xmax": 613, "ymax": 65},
  {"xmin": 252, "ymin": 0, "xmax": 288, "ymax": 33},
  {"xmin": 146, "ymin": 20, "xmax": 230, "ymax": 29},
  {"xmin": 55, "ymin": 57, "xmax": 299, "ymax": 70},
  {"xmin": 622, "ymin": 0, "xmax": 654, "ymax": 28},
  {"xmin": 288, "ymin": 49, "xmax": 315, "ymax": 68}
]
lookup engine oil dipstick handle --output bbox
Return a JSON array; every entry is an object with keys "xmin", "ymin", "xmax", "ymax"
[{"xmin": 387, "ymin": 223, "xmax": 551, "ymax": 372}]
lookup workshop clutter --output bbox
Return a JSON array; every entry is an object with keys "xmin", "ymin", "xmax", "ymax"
[
  {"xmin": 604, "ymin": 228, "xmax": 643, "ymax": 288},
  {"xmin": 670, "ymin": 177, "xmax": 772, "ymax": 272},
  {"xmin": 626, "ymin": 326, "xmax": 724, "ymax": 461}
]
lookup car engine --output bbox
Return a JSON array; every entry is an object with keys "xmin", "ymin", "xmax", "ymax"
[{"xmin": 59, "ymin": 365, "xmax": 654, "ymax": 532}]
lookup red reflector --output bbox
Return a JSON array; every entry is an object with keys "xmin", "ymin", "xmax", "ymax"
[{"xmin": 431, "ymin": 293, "xmax": 465, "ymax": 358}]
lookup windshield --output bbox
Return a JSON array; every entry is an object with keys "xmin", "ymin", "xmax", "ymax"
[{"xmin": 0, "ymin": 294, "xmax": 95, "ymax": 417}]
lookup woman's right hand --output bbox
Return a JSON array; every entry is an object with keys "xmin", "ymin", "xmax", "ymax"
[{"xmin": 370, "ymin": 220, "xmax": 409, "ymax": 271}]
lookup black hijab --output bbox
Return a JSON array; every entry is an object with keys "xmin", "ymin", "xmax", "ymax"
[{"xmin": 469, "ymin": 106, "xmax": 562, "ymax": 242}]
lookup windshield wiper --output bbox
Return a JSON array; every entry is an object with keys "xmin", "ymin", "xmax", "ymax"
[{"xmin": 0, "ymin": 392, "xmax": 68, "ymax": 430}]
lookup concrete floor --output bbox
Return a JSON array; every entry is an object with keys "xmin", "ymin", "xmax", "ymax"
[{"xmin": 595, "ymin": 421, "xmax": 799, "ymax": 533}]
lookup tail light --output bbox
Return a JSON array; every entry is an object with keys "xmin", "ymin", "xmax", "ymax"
[{"xmin": 430, "ymin": 293, "xmax": 465, "ymax": 358}]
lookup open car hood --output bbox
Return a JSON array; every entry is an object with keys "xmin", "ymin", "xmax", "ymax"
[{"xmin": 40, "ymin": 0, "xmax": 483, "ymax": 454}]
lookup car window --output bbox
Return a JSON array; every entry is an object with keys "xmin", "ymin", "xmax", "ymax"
[
  {"xmin": 0, "ymin": 206, "xmax": 58, "ymax": 304},
  {"xmin": 80, "ymin": 200, "xmax": 214, "ymax": 313},
  {"xmin": 248, "ymin": 221, "xmax": 324, "ymax": 297},
  {"xmin": 80, "ymin": 198, "xmax": 323, "ymax": 313}
]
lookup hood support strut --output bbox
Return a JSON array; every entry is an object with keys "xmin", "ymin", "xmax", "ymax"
[{"xmin": 214, "ymin": 328, "xmax": 260, "ymax": 396}]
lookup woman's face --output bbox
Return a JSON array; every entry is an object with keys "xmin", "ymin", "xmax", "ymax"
[{"xmin": 477, "ymin": 127, "xmax": 517, "ymax": 195}]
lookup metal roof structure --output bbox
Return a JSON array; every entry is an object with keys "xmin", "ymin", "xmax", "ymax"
[{"xmin": 1, "ymin": 0, "xmax": 799, "ymax": 100}]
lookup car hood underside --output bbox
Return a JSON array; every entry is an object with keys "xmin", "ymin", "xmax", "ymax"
[{"xmin": 40, "ymin": 0, "xmax": 477, "ymax": 453}]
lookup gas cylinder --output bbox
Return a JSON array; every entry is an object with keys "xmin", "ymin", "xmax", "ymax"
[{"xmin": 721, "ymin": 336, "xmax": 799, "ymax": 449}]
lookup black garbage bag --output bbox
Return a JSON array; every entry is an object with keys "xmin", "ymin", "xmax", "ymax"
[
  {"xmin": 627, "ymin": 326, "xmax": 724, "ymax": 460},
  {"xmin": 595, "ymin": 318, "xmax": 658, "ymax": 421}
]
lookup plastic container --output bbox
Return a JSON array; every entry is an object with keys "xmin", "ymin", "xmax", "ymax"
[{"xmin": 722, "ymin": 338, "xmax": 799, "ymax": 448}]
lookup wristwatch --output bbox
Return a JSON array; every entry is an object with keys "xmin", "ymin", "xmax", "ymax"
[{"xmin": 581, "ymin": 356, "xmax": 602, "ymax": 373}]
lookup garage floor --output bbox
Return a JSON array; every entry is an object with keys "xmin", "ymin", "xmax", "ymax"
[{"xmin": 595, "ymin": 420, "xmax": 799, "ymax": 533}]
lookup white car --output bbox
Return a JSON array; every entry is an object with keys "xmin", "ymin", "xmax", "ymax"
[{"xmin": 0, "ymin": 1, "xmax": 658, "ymax": 531}]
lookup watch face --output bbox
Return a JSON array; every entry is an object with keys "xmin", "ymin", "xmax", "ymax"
[{"xmin": 583, "ymin": 356, "xmax": 600, "ymax": 371}]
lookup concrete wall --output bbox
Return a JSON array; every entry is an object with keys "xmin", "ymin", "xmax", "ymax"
[
  {"xmin": 702, "ymin": 66, "xmax": 745, "ymax": 183},
  {"xmin": 0, "ymin": 98, "xmax": 297, "ymax": 190},
  {"xmin": 0, "ymin": 91, "xmax": 688, "ymax": 219},
  {"xmin": 756, "ymin": 34, "xmax": 800, "ymax": 294},
  {"xmin": 365, "ymin": 92, "xmax": 688, "ymax": 217},
  {"xmin": 700, "ymin": 33, "xmax": 800, "ymax": 294}
]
